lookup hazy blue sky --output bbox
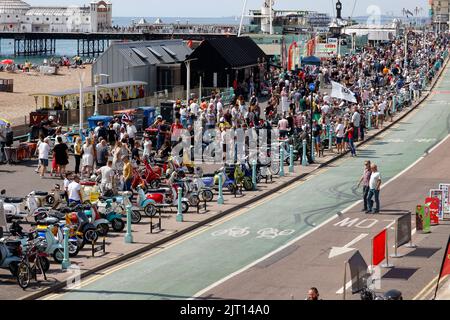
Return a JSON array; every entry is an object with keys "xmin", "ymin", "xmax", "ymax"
[{"xmin": 26, "ymin": 0, "xmax": 430, "ymax": 18}]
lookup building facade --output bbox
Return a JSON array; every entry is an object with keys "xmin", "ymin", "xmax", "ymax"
[
  {"xmin": 0, "ymin": 0, "xmax": 112, "ymax": 33},
  {"xmin": 430, "ymin": 0, "xmax": 450, "ymax": 32}
]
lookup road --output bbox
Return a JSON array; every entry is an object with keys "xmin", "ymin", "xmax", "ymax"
[{"xmin": 39, "ymin": 61, "xmax": 450, "ymax": 300}]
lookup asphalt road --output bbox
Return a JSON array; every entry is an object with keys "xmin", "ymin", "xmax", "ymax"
[{"xmin": 37, "ymin": 62, "xmax": 450, "ymax": 300}]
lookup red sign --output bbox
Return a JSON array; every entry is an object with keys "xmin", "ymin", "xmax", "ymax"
[
  {"xmin": 426, "ymin": 197, "xmax": 440, "ymax": 225},
  {"xmin": 440, "ymin": 238, "xmax": 450, "ymax": 278},
  {"xmin": 372, "ymin": 229, "xmax": 387, "ymax": 266}
]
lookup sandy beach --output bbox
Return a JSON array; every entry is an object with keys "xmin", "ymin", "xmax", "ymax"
[{"xmin": 0, "ymin": 65, "xmax": 92, "ymax": 126}]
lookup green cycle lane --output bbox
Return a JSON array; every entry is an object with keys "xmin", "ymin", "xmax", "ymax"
[{"xmin": 58, "ymin": 67, "xmax": 450, "ymax": 300}]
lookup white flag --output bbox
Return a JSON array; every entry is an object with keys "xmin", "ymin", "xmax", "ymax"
[{"xmin": 331, "ymin": 81, "xmax": 357, "ymax": 103}]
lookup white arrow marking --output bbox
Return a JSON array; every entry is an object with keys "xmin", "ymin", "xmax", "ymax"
[{"xmin": 329, "ymin": 234, "xmax": 369, "ymax": 259}]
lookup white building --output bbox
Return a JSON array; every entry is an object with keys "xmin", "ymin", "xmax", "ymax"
[{"xmin": 0, "ymin": 0, "xmax": 112, "ymax": 33}]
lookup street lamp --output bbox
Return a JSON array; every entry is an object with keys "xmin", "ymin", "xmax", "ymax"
[
  {"xmin": 94, "ymin": 73, "xmax": 110, "ymax": 116},
  {"xmin": 309, "ymin": 83, "xmax": 316, "ymax": 162}
]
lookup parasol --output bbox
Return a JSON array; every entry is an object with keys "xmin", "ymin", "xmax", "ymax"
[{"xmin": 0, "ymin": 59, "xmax": 14, "ymax": 65}]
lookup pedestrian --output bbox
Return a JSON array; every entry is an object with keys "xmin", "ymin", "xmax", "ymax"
[
  {"xmin": 352, "ymin": 107, "xmax": 361, "ymax": 142},
  {"xmin": 73, "ymin": 137, "xmax": 82, "ymax": 175},
  {"xmin": 126, "ymin": 120, "xmax": 137, "ymax": 149},
  {"xmin": 345, "ymin": 122, "xmax": 357, "ymax": 157},
  {"xmin": 95, "ymin": 138, "xmax": 109, "ymax": 168},
  {"xmin": 0, "ymin": 124, "xmax": 7, "ymax": 164},
  {"xmin": 81, "ymin": 137, "xmax": 95, "ymax": 178},
  {"xmin": 35, "ymin": 134, "xmax": 45, "ymax": 173},
  {"xmin": 335, "ymin": 118, "xmax": 345, "ymax": 154},
  {"xmin": 142, "ymin": 135, "xmax": 152, "ymax": 162},
  {"xmin": 357, "ymin": 160, "xmax": 372, "ymax": 213},
  {"xmin": 63, "ymin": 172, "xmax": 73, "ymax": 202},
  {"xmin": 306, "ymin": 287, "xmax": 321, "ymax": 300},
  {"xmin": 366, "ymin": 164, "xmax": 382, "ymax": 214},
  {"xmin": 38, "ymin": 137, "xmax": 51, "ymax": 178},
  {"xmin": 122, "ymin": 156, "xmax": 132, "ymax": 191},
  {"xmin": 67, "ymin": 175, "xmax": 82, "ymax": 205},
  {"xmin": 312, "ymin": 120, "xmax": 322, "ymax": 157},
  {"xmin": 53, "ymin": 136, "xmax": 69, "ymax": 178},
  {"xmin": 96, "ymin": 160, "xmax": 115, "ymax": 195}
]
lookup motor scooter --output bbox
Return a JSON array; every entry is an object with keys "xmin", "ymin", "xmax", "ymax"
[
  {"xmin": 0, "ymin": 237, "xmax": 22, "ymax": 276},
  {"xmin": 91, "ymin": 202, "xmax": 124, "ymax": 232}
]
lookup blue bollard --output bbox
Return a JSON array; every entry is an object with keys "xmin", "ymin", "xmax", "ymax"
[
  {"xmin": 124, "ymin": 203, "xmax": 133, "ymax": 243},
  {"xmin": 311, "ymin": 134, "xmax": 315, "ymax": 162},
  {"xmin": 218, "ymin": 173, "xmax": 224, "ymax": 205},
  {"xmin": 302, "ymin": 139, "xmax": 308, "ymax": 167},
  {"xmin": 368, "ymin": 111, "xmax": 372, "ymax": 130},
  {"xmin": 252, "ymin": 160, "xmax": 257, "ymax": 190},
  {"xmin": 328, "ymin": 125, "xmax": 333, "ymax": 151},
  {"xmin": 176, "ymin": 187, "xmax": 183, "ymax": 222},
  {"xmin": 392, "ymin": 96, "xmax": 396, "ymax": 114},
  {"xmin": 61, "ymin": 227, "xmax": 70, "ymax": 270},
  {"xmin": 289, "ymin": 145, "xmax": 294, "ymax": 173},
  {"xmin": 27, "ymin": 132, "xmax": 31, "ymax": 143},
  {"xmin": 280, "ymin": 144, "xmax": 285, "ymax": 177}
]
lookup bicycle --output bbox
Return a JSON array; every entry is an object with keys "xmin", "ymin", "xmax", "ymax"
[{"xmin": 17, "ymin": 238, "xmax": 49, "ymax": 290}]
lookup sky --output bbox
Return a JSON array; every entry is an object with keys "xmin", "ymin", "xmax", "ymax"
[{"xmin": 25, "ymin": 0, "xmax": 430, "ymax": 18}]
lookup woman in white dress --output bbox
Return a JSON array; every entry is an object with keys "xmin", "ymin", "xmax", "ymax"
[
  {"xmin": 281, "ymin": 89, "xmax": 290, "ymax": 117},
  {"xmin": 81, "ymin": 137, "xmax": 95, "ymax": 178}
]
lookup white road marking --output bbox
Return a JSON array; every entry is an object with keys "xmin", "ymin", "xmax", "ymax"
[
  {"xmin": 192, "ymin": 133, "xmax": 450, "ymax": 299},
  {"xmin": 329, "ymin": 234, "xmax": 369, "ymax": 259}
]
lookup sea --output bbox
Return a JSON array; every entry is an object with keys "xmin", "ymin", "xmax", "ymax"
[{"xmin": 0, "ymin": 16, "xmax": 244, "ymax": 64}]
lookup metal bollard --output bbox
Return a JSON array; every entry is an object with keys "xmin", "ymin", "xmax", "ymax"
[
  {"xmin": 61, "ymin": 227, "xmax": 70, "ymax": 270},
  {"xmin": 252, "ymin": 160, "xmax": 257, "ymax": 190},
  {"xmin": 368, "ymin": 111, "xmax": 372, "ymax": 130},
  {"xmin": 124, "ymin": 204, "xmax": 133, "ymax": 243},
  {"xmin": 302, "ymin": 139, "xmax": 308, "ymax": 167},
  {"xmin": 328, "ymin": 125, "xmax": 333, "ymax": 151},
  {"xmin": 27, "ymin": 132, "xmax": 31, "ymax": 143},
  {"xmin": 392, "ymin": 96, "xmax": 396, "ymax": 114},
  {"xmin": 218, "ymin": 173, "xmax": 224, "ymax": 205},
  {"xmin": 176, "ymin": 187, "xmax": 183, "ymax": 222},
  {"xmin": 311, "ymin": 134, "xmax": 315, "ymax": 163},
  {"xmin": 280, "ymin": 144, "xmax": 285, "ymax": 177},
  {"xmin": 289, "ymin": 145, "xmax": 294, "ymax": 173}
]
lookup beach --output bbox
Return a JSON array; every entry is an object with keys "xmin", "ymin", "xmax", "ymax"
[{"xmin": 0, "ymin": 65, "xmax": 92, "ymax": 126}]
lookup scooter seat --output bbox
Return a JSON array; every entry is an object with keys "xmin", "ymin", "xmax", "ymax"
[
  {"xmin": 37, "ymin": 217, "xmax": 59, "ymax": 225},
  {"xmin": 34, "ymin": 191, "xmax": 49, "ymax": 197},
  {"xmin": 147, "ymin": 189, "xmax": 169, "ymax": 194},
  {"xmin": 4, "ymin": 197, "xmax": 24, "ymax": 204}
]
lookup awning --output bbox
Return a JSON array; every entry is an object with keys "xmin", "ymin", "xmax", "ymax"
[{"xmin": 258, "ymin": 44, "xmax": 281, "ymax": 56}]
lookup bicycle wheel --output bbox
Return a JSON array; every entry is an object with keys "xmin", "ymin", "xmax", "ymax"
[{"xmin": 17, "ymin": 262, "xmax": 31, "ymax": 290}]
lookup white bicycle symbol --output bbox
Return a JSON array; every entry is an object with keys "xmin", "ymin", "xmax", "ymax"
[
  {"xmin": 211, "ymin": 227, "xmax": 251, "ymax": 238},
  {"xmin": 256, "ymin": 228, "xmax": 295, "ymax": 239}
]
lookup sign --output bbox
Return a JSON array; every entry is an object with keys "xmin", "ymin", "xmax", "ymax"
[
  {"xmin": 397, "ymin": 213, "xmax": 412, "ymax": 248},
  {"xmin": 348, "ymin": 251, "xmax": 370, "ymax": 294},
  {"xmin": 372, "ymin": 229, "xmax": 387, "ymax": 266},
  {"xmin": 439, "ymin": 184, "xmax": 450, "ymax": 213},
  {"xmin": 416, "ymin": 205, "xmax": 431, "ymax": 233},
  {"xmin": 327, "ymin": 38, "xmax": 338, "ymax": 44},
  {"xmin": 426, "ymin": 197, "xmax": 440, "ymax": 225},
  {"xmin": 315, "ymin": 43, "xmax": 337, "ymax": 58},
  {"xmin": 430, "ymin": 189, "xmax": 444, "ymax": 220}
]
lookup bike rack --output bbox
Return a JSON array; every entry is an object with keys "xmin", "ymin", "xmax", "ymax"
[
  {"xmin": 150, "ymin": 209, "xmax": 163, "ymax": 234},
  {"xmin": 91, "ymin": 237, "xmax": 106, "ymax": 257},
  {"xmin": 196, "ymin": 199, "xmax": 208, "ymax": 214}
]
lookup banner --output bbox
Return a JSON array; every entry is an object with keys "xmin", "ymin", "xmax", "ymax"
[
  {"xmin": 397, "ymin": 213, "xmax": 412, "ymax": 248},
  {"xmin": 422, "ymin": 204, "xmax": 432, "ymax": 233},
  {"xmin": 430, "ymin": 189, "xmax": 444, "ymax": 220},
  {"xmin": 416, "ymin": 205, "xmax": 424, "ymax": 232},
  {"xmin": 348, "ymin": 251, "xmax": 370, "ymax": 294},
  {"xmin": 331, "ymin": 81, "xmax": 357, "ymax": 103},
  {"xmin": 372, "ymin": 229, "xmax": 387, "ymax": 266},
  {"xmin": 434, "ymin": 236, "xmax": 450, "ymax": 299},
  {"xmin": 426, "ymin": 197, "xmax": 440, "ymax": 225},
  {"xmin": 439, "ymin": 184, "xmax": 450, "ymax": 214}
]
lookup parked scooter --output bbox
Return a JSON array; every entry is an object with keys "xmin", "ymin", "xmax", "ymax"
[
  {"xmin": 0, "ymin": 236, "xmax": 22, "ymax": 276},
  {"xmin": 92, "ymin": 202, "xmax": 125, "ymax": 232}
]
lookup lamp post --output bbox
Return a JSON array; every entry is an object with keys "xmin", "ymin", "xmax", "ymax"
[
  {"xmin": 77, "ymin": 71, "xmax": 86, "ymax": 134},
  {"xmin": 309, "ymin": 83, "xmax": 316, "ymax": 162},
  {"xmin": 94, "ymin": 73, "xmax": 110, "ymax": 116}
]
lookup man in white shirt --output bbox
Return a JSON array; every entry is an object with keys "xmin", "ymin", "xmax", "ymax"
[
  {"xmin": 126, "ymin": 122, "xmax": 137, "ymax": 148},
  {"xmin": 96, "ymin": 160, "xmax": 115, "ymax": 194},
  {"xmin": 68, "ymin": 175, "xmax": 82, "ymax": 205},
  {"xmin": 38, "ymin": 138, "xmax": 51, "ymax": 178},
  {"xmin": 351, "ymin": 108, "xmax": 361, "ymax": 142},
  {"xmin": 366, "ymin": 164, "xmax": 382, "ymax": 214}
]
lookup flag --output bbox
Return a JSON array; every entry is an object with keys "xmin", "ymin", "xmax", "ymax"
[
  {"xmin": 331, "ymin": 81, "xmax": 357, "ymax": 103},
  {"xmin": 372, "ymin": 229, "xmax": 387, "ymax": 266},
  {"xmin": 434, "ymin": 236, "xmax": 450, "ymax": 299}
]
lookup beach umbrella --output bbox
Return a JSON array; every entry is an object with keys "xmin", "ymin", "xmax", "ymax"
[
  {"xmin": 0, "ymin": 118, "xmax": 10, "ymax": 126},
  {"xmin": 1, "ymin": 59, "xmax": 14, "ymax": 65}
]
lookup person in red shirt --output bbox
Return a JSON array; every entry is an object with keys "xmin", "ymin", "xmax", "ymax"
[
  {"xmin": 345, "ymin": 122, "xmax": 356, "ymax": 157},
  {"xmin": 171, "ymin": 118, "xmax": 184, "ymax": 147}
]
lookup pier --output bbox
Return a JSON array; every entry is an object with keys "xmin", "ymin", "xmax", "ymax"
[{"xmin": 0, "ymin": 25, "xmax": 238, "ymax": 56}]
